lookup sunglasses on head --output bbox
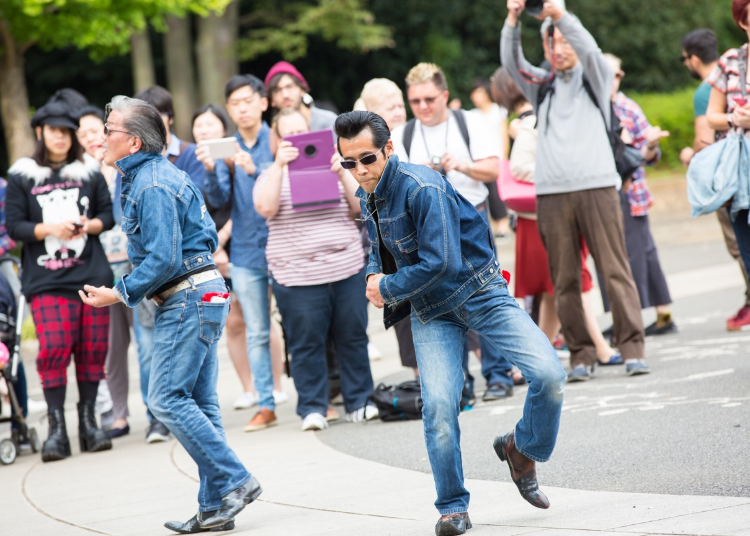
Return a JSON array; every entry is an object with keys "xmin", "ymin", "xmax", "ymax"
[{"xmin": 340, "ymin": 147, "xmax": 385, "ymax": 169}]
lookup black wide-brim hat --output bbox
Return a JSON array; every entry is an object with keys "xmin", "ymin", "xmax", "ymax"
[{"xmin": 30, "ymin": 101, "xmax": 79, "ymax": 131}]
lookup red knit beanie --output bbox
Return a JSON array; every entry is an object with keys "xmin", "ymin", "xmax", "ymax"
[{"xmin": 264, "ymin": 61, "xmax": 309, "ymax": 91}]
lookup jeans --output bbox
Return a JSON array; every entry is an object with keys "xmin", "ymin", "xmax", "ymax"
[
  {"xmin": 148, "ymin": 278, "xmax": 251, "ymax": 512},
  {"xmin": 231, "ymin": 266, "xmax": 274, "ymax": 411},
  {"xmin": 731, "ymin": 209, "xmax": 750, "ymax": 282},
  {"xmin": 411, "ymin": 277, "xmax": 566, "ymax": 514},
  {"xmin": 272, "ymin": 266, "xmax": 373, "ymax": 418},
  {"xmin": 134, "ymin": 306, "xmax": 155, "ymax": 422}
]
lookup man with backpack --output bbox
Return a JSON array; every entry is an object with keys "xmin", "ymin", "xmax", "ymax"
[
  {"xmin": 391, "ymin": 63, "xmax": 517, "ymax": 403},
  {"xmin": 502, "ymin": 0, "xmax": 649, "ymax": 380}
]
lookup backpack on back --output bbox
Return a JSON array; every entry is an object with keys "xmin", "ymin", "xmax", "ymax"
[{"xmin": 402, "ymin": 109, "xmax": 473, "ymax": 161}]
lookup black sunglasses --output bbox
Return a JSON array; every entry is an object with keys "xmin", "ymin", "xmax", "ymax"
[{"xmin": 341, "ymin": 147, "xmax": 385, "ymax": 169}]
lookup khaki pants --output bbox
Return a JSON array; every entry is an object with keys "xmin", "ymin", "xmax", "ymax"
[
  {"xmin": 537, "ymin": 187, "xmax": 644, "ymax": 367},
  {"xmin": 716, "ymin": 208, "xmax": 750, "ymax": 306}
]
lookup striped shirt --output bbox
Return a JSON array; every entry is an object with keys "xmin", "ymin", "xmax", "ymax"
[
  {"xmin": 707, "ymin": 44, "xmax": 749, "ymax": 138},
  {"xmin": 254, "ymin": 168, "xmax": 364, "ymax": 287}
]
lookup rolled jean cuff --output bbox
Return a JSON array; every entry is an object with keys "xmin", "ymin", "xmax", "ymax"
[
  {"xmin": 198, "ymin": 503, "xmax": 222, "ymax": 513},
  {"xmin": 438, "ymin": 507, "xmax": 470, "ymax": 516},
  {"xmin": 514, "ymin": 425, "xmax": 551, "ymax": 463}
]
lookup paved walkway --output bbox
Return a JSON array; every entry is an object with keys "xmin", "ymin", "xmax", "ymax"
[{"xmin": 3, "ymin": 177, "xmax": 750, "ymax": 536}]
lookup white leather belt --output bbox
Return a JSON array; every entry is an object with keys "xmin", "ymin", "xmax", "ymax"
[{"xmin": 155, "ymin": 269, "xmax": 223, "ymax": 302}]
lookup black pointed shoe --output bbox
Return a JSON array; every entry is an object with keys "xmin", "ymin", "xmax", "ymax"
[
  {"xmin": 199, "ymin": 476, "xmax": 262, "ymax": 529},
  {"xmin": 435, "ymin": 512, "xmax": 472, "ymax": 536},
  {"xmin": 493, "ymin": 431, "xmax": 550, "ymax": 509},
  {"xmin": 164, "ymin": 512, "xmax": 235, "ymax": 534}
]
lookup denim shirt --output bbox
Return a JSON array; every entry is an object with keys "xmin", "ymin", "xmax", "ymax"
[
  {"xmin": 114, "ymin": 151, "xmax": 218, "ymax": 307},
  {"xmin": 203, "ymin": 124, "xmax": 274, "ymax": 270},
  {"xmin": 357, "ymin": 155, "xmax": 501, "ymax": 329}
]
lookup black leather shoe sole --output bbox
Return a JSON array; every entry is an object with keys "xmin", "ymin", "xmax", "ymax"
[
  {"xmin": 493, "ymin": 433, "xmax": 550, "ymax": 509},
  {"xmin": 165, "ymin": 515, "xmax": 235, "ymax": 534},
  {"xmin": 435, "ymin": 514, "xmax": 472, "ymax": 536}
]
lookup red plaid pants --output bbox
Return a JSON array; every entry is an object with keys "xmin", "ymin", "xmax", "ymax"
[{"xmin": 31, "ymin": 294, "xmax": 110, "ymax": 389}]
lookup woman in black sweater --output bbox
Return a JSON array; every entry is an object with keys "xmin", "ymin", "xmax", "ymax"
[{"xmin": 6, "ymin": 101, "xmax": 114, "ymax": 462}]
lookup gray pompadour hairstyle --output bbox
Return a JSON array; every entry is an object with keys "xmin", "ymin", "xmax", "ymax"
[{"xmin": 104, "ymin": 96, "xmax": 167, "ymax": 154}]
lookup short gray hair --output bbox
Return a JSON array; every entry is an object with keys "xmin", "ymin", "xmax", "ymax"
[{"xmin": 105, "ymin": 95, "xmax": 167, "ymax": 154}]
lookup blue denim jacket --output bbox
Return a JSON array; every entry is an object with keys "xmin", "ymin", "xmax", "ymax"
[
  {"xmin": 114, "ymin": 151, "xmax": 218, "ymax": 307},
  {"xmin": 357, "ymin": 155, "xmax": 501, "ymax": 329}
]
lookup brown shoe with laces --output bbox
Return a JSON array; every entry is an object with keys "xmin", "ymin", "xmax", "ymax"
[{"xmin": 244, "ymin": 409, "xmax": 277, "ymax": 432}]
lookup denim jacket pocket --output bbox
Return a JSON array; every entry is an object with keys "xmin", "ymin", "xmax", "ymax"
[
  {"xmin": 198, "ymin": 301, "xmax": 228, "ymax": 343},
  {"xmin": 396, "ymin": 233, "xmax": 419, "ymax": 265}
]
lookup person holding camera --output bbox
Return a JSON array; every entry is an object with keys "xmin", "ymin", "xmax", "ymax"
[
  {"xmin": 502, "ymin": 0, "xmax": 649, "ymax": 380},
  {"xmin": 391, "ymin": 63, "xmax": 516, "ymax": 403}
]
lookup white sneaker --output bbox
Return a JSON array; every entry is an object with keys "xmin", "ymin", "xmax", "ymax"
[
  {"xmin": 233, "ymin": 392, "xmax": 257, "ymax": 410},
  {"xmin": 301, "ymin": 412, "xmax": 329, "ymax": 431},
  {"xmin": 367, "ymin": 342, "xmax": 383, "ymax": 360},
  {"xmin": 346, "ymin": 404, "xmax": 379, "ymax": 423},
  {"xmin": 273, "ymin": 390, "xmax": 288, "ymax": 405}
]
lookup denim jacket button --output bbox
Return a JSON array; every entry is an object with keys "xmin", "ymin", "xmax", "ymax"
[
  {"xmin": 490, "ymin": 268, "xmax": 494, "ymax": 274},
  {"xmin": 197, "ymin": 257, "xmax": 203, "ymax": 263}
]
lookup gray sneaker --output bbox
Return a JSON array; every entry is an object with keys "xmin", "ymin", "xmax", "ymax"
[
  {"xmin": 146, "ymin": 420, "xmax": 171, "ymax": 443},
  {"xmin": 567, "ymin": 364, "xmax": 594, "ymax": 382},
  {"xmin": 625, "ymin": 359, "xmax": 651, "ymax": 376}
]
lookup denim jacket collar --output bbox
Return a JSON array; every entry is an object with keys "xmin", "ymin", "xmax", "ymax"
[{"xmin": 116, "ymin": 151, "xmax": 162, "ymax": 182}]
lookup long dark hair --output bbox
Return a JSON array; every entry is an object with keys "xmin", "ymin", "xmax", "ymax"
[{"xmin": 31, "ymin": 125, "xmax": 84, "ymax": 168}]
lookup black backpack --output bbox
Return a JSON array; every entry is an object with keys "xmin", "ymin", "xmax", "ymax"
[
  {"xmin": 370, "ymin": 381, "xmax": 423, "ymax": 421},
  {"xmin": 402, "ymin": 109, "xmax": 473, "ymax": 161},
  {"xmin": 537, "ymin": 75, "xmax": 642, "ymax": 181}
]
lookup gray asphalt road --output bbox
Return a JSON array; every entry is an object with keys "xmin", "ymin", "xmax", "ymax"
[{"xmin": 319, "ymin": 258, "xmax": 750, "ymax": 497}]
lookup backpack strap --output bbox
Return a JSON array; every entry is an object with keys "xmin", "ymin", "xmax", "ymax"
[
  {"xmin": 402, "ymin": 118, "xmax": 417, "ymax": 161},
  {"xmin": 450, "ymin": 109, "xmax": 473, "ymax": 161},
  {"xmin": 536, "ymin": 77, "xmax": 556, "ymax": 131}
]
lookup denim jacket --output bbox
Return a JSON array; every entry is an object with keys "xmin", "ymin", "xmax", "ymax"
[
  {"xmin": 114, "ymin": 151, "xmax": 218, "ymax": 307},
  {"xmin": 357, "ymin": 155, "xmax": 501, "ymax": 329}
]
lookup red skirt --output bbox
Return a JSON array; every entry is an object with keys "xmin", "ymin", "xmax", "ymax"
[{"xmin": 514, "ymin": 217, "xmax": 592, "ymax": 298}]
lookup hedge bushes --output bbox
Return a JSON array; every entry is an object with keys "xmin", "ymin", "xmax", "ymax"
[{"xmin": 628, "ymin": 86, "xmax": 697, "ymax": 170}]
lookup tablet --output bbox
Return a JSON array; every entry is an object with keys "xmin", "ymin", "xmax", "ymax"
[
  {"xmin": 200, "ymin": 137, "xmax": 237, "ymax": 160},
  {"xmin": 284, "ymin": 129, "xmax": 341, "ymax": 212}
]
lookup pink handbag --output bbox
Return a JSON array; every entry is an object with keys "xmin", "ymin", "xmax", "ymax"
[{"xmin": 497, "ymin": 159, "xmax": 536, "ymax": 213}]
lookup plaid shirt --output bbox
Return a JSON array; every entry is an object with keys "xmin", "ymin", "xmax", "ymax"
[
  {"xmin": 707, "ymin": 44, "xmax": 749, "ymax": 139},
  {"xmin": 0, "ymin": 179, "xmax": 17, "ymax": 256},
  {"xmin": 613, "ymin": 92, "xmax": 656, "ymax": 217}
]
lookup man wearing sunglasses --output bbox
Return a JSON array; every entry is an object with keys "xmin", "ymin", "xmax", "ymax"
[
  {"xmin": 391, "ymin": 63, "xmax": 516, "ymax": 407},
  {"xmin": 336, "ymin": 111, "xmax": 565, "ymax": 536}
]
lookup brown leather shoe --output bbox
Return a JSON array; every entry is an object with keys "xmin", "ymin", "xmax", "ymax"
[
  {"xmin": 435, "ymin": 512, "xmax": 471, "ymax": 535},
  {"xmin": 244, "ymin": 409, "xmax": 277, "ymax": 432},
  {"xmin": 493, "ymin": 431, "xmax": 550, "ymax": 509}
]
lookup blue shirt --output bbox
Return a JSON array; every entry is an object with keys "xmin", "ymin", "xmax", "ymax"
[
  {"xmin": 694, "ymin": 81, "xmax": 712, "ymax": 117},
  {"xmin": 204, "ymin": 124, "xmax": 274, "ymax": 270}
]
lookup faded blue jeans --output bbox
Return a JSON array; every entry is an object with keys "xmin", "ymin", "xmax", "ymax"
[
  {"xmin": 231, "ymin": 266, "xmax": 274, "ymax": 412},
  {"xmin": 148, "ymin": 278, "xmax": 251, "ymax": 512},
  {"xmin": 411, "ymin": 275, "xmax": 566, "ymax": 515}
]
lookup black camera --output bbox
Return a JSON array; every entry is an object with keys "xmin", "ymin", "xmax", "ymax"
[{"xmin": 525, "ymin": 0, "xmax": 544, "ymax": 16}]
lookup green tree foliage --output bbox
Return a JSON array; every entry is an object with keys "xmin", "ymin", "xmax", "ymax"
[{"xmin": 237, "ymin": 0, "xmax": 393, "ymax": 61}]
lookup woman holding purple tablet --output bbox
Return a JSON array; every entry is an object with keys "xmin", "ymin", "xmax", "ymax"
[{"xmin": 253, "ymin": 108, "xmax": 377, "ymax": 431}]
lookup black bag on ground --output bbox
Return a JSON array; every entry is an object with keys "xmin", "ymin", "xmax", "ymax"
[{"xmin": 371, "ymin": 381, "xmax": 423, "ymax": 421}]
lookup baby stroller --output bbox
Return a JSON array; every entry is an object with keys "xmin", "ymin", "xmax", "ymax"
[{"xmin": 0, "ymin": 260, "xmax": 39, "ymax": 465}]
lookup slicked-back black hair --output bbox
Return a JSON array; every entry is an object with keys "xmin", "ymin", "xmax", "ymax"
[
  {"xmin": 334, "ymin": 111, "xmax": 390, "ymax": 154},
  {"xmin": 224, "ymin": 74, "xmax": 266, "ymax": 101},
  {"xmin": 682, "ymin": 29, "xmax": 719, "ymax": 64}
]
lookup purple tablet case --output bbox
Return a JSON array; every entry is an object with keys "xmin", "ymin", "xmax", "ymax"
[{"xmin": 285, "ymin": 129, "xmax": 340, "ymax": 212}]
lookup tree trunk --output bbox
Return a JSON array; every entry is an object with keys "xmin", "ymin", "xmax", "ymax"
[
  {"xmin": 197, "ymin": 0, "xmax": 239, "ymax": 106},
  {"xmin": 130, "ymin": 29, "xmax": 156, "ymax": 93},
  {"xmin": 0, "ymin": 22, "xmax": 35, "ymax": 164},
  {"xmin": 164, "ymin": 15, "xmax": 197, "ymax": 140}
]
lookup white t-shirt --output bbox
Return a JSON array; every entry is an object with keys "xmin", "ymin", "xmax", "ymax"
[
  {"xmin": 392, "ymin": 111, "xmax": 500, "ymax": 207},
  {"xmin": 470, "ymin": 103, "xmax": 507, "ymax": 156}
]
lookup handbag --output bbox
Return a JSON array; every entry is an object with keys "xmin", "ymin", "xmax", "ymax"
[
  {"xmin": 370, "ymin": 381, "xmax": 423, "ymax": 421},
  {"xmin": 497, "ymin": 159, "xmax": 537, "ymax": 213},
  {"xmin": 687, "ymin": 46, "xmax": 750, "ymax": 218}
]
